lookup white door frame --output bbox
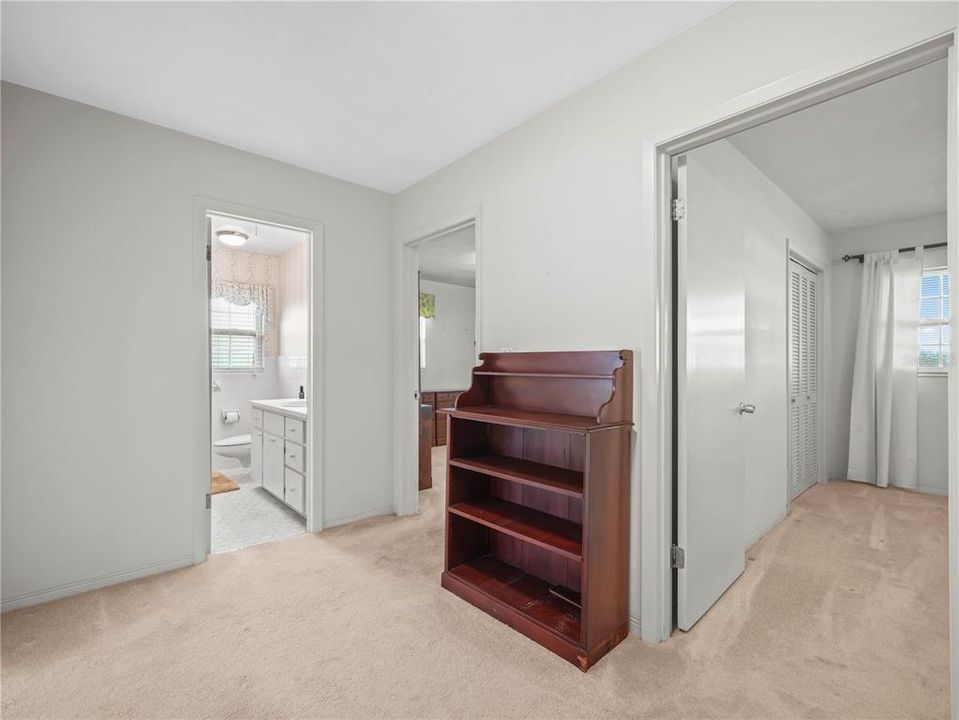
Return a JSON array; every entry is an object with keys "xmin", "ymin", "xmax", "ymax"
[
  {"xmin": 392, "ymin": 207, "xmax": 481, "ymax": 517},
  {"xmin": 641, "ymin": 27, "xmax": 956, "ymax": 671},
  {"xmin": 192, "ymin": 196, "xmax": 326, "ymax": 563}
]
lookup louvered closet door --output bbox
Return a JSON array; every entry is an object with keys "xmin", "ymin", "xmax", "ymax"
[{"xmin": 789, "ymin": 260, "xmax": 819, "ymax": 502}]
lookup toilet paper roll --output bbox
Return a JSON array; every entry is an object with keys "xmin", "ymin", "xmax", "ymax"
[{"xmin": 221, "ymin": 410, "xmax": 241, "ymax": 424}]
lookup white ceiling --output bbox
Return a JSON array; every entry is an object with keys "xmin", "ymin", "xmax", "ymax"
[
  {"xmin": 1, "ymin": 2, "xmax": 728, "ymax": 193},
  {"xmin": 419, "ymin": 225, "xmax": 476, "ymax": 288},
  {"xmin": 210, "ymin": 214, "xmax": 308, "ymax": 256},
  {"xmin": 728, "ymin": 58, "xmax": 947, "ymax": 233}
]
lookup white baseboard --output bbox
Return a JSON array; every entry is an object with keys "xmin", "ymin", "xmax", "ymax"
[
  {"xmin": 826, "ymin": 477, "xmax": 947, "ymax": 497},
  {"xmin": 1, "ymin": 554, "xmax": 194, "ymax": 613},
  {"xmin": 324, "ymin": 504, "xmax": 394, "ymax": 529},
  {"xmin": 629, "ymin": 615, "xmax": 642, "ymax": 637},
  {"xmin": 746, "ymin": 509, "xmax": 788, "ymax": 550}
]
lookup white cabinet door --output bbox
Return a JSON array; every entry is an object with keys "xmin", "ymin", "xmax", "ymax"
[
  {"xmin": 675, "ymin": 154, "xmax": 747, "ymax": 632},
  {"xmin": 250, "ymin": 429, "xmax": 263, "ymax": 486},
  {"xmin": 284, "ymin": 468, "xmax": 305, "ymax": 514},
  {"xmin": 262, "ymin": 434, "xmax": 284, "ymax": 498}
]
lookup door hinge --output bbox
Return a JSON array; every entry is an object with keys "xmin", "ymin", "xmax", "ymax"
[
  {"xmin": 671, "ymin": 545, "xmax": 685, "ymax": 569},
  {"xmin": 206, "ymin": 493, "xmax": 212, "ymax": 510},
  {"xmin": 206, "ymin": 244, "xmax": 212, "ymax": 262},
  {"xmin": 671, "ymin": 197, "xmax": 686, "ymax": 221}
]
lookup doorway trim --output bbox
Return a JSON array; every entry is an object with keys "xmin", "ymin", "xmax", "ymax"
[
  {"xmin": 641, "ymin": 28, "xmax": 957, "ymax": 661},
  {"xmin": 393, "ymin": 206, "xmax": 482, "ymax": 517},
  {"xmin": 192, "ymin": 196, "xmax": 326, "ymax": 563}
]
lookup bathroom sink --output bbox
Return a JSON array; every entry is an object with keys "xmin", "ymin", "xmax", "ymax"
[{"xmin": 281, "ymin": 400, "xmax": 307, "ymax": 408}]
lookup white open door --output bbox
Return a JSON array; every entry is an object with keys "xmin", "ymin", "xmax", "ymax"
[{"xmin": 675, "ymin": 154, "xmax": 748, "ymax": 631}]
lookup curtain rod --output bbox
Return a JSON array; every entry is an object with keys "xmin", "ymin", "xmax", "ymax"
[{"xmin": 841, "ymin": 241, "xmax": 948, "ymax": 263}]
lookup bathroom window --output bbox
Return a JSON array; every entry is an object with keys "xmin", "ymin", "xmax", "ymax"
[{"xmin": 211, "ymin": 297, "xmax": 264, "ymax": 370}]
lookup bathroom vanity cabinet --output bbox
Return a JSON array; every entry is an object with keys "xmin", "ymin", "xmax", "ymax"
[{"xmin": 250, "ymin": 400, "xmax": 308, "ymax": 516}]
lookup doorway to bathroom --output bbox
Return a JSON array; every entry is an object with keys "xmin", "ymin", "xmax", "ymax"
[{"xmin": 204, "ymin": 207, "xmax": 318, "ymax": 555}]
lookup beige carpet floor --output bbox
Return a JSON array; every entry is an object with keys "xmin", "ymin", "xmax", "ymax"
[{"xmin": 1, "ymin": 451, "xmax": 950, "ymax": 719}]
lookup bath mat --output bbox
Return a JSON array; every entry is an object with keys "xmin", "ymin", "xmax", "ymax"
[{"xmin": 211, "ymin": 471, "xmax": 240, "ymax": 495}]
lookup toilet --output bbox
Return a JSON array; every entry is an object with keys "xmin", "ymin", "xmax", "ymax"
[{"xmin": 213, "ymin": 433, "xmax": 252, "ymax": 467}]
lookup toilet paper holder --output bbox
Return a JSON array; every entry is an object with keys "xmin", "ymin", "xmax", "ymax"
[{"xmin": 221, "ymin": 410, "xmax": 241, "ymax": 424}]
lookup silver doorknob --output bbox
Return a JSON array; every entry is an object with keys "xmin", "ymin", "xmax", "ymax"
[{"xmin": 738, "ymin": 403, "xmax": 756, "ymax": 415}]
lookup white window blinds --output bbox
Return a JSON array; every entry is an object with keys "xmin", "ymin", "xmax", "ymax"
[
  {"xmin": 211, "ymin": 296, "xmax": 264, "ymax": 370},
  {"xmin": 919, "ymin": 267, "xmax": 951, "ymax": 371}
]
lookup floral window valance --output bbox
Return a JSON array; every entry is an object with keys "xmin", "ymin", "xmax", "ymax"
[
  {"xmin": 420, "ymin": 292, "xmax": 435, "ymax": 319},
  {"xmin": 212, "ymin": 280, "xmax": 276, "ymax": 354},
  {"xmin": 212, "ymin": 281, "xmax": 274, "ymax": 324}
]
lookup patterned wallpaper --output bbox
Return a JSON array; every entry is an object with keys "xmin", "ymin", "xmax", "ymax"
[{"xmin": 278, "ymin": 241, "xmax": 309, "ymax": 397}]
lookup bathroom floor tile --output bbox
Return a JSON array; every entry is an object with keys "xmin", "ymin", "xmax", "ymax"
[{"xmin": 211, "ymin": 472, "xmax": 305, "ymax": 554}]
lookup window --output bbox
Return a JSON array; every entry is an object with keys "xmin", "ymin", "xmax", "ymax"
[
  {"xmin": 919, "ymin": 267, "xmax": 950, "ymax": 371},
  {"xmin": 211, "ymin": 296, "xmax": 264, "ymax": 370}
]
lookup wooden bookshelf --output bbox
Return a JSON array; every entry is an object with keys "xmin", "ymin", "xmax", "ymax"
[{"xmin": 441, "ymin": 350, "xmax": 633, "ymax": 671}]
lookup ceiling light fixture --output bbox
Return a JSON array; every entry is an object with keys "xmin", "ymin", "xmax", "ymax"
[{"xmin": 216, "ymin": 228, "xmax": 249, "ymax": 247}]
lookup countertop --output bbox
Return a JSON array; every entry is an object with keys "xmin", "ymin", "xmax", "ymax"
[{"xmin": 251, "ymin": 398, "xmax": 308, "ymax": 421}]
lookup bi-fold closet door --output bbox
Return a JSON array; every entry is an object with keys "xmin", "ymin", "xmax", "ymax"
[{"xmin": 788, "ymin": 260, "xmax": 819, "ymax": 502}]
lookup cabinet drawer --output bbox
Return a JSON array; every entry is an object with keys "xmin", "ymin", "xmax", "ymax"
[
  {"xmin": 263, "ymin": 411, "xmax": 284, "ymax": 436},
  {"xmin": 284, "ymin": 468, "xmax": 305, "ymax": 514},
  {"xmin": 285, "ymin": 441, "xmax": 304, "ymax": 473},
  {"xmin": 251, "ymin": 408, "xmax": 263, "ymax": 429},
  {"xmin": 285, "ymin": 417, "xmax": 306, "ymax": 443}
]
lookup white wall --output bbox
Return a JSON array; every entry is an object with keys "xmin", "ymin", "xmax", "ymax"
[
  {"xmin": 392, "ymin": 2, "xmax": 958, "ymax": 628},
  {"xmin": 420, "ymin": 279, "xmax": 475, "ymax": 392},
  {"xmin": 690, "ymin": 140, "xmax": 831, "ymax": 547},
  {"xmin": 826, "ymin": 213, "xmax": 949, "ymax": 495},
  {"xmin": 1, "ymin": 82, "xmax": 394, "ymax": 609}
]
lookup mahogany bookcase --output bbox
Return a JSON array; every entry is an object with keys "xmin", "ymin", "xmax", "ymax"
[{"xmin": 440, "ymin": 350, "xmax": 633, "ymax": 671}]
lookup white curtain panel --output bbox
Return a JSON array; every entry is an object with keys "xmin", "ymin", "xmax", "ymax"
[{"xmin": 847, "ymin": 250, "xmax": 922, "ymax": 489}]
